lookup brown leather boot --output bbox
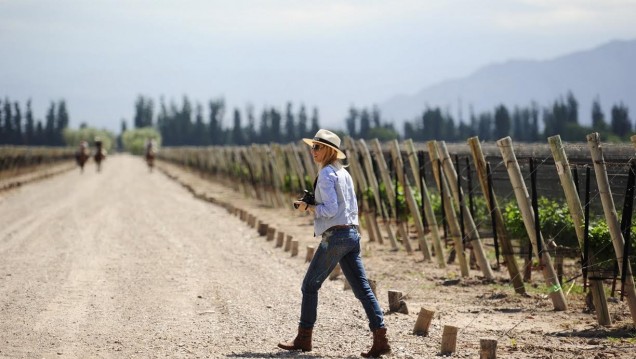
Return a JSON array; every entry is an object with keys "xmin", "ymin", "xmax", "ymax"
[
  {"xmin": 361, "ymin": 327, "xmax": 391, "ymax": 358},
  {"xmin": 278, "ymin": 327, "xmax": 313, "ymax": 352}
]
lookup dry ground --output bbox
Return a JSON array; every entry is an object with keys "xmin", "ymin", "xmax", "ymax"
[{"xmin": 0, "ymin": 154, "xmax": 634, "ymax": 359}]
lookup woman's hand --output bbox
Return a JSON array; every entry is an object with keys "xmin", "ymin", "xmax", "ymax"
[{"xmin": 293, "ymin": 201, "xmax": 314, "ymax": 213}]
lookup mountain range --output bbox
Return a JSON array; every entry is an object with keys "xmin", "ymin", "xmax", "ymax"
[{"xmin": 379, "ymin": 39, "xmax": 636, "ymax": 128}]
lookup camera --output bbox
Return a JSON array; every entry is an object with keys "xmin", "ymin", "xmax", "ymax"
[{"xmin": 293, "ymin": 190, "xmax": 316, "ymax": 209}]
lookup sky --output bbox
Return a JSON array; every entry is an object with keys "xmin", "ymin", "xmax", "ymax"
[{"xmin": 2, "ymin": 0, "xmax": 636, "ymax": 133}]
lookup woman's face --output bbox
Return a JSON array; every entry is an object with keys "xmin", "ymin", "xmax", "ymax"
[{"xmin": 310, "ymin": 143, "xmax": 327, "ymax": 163}]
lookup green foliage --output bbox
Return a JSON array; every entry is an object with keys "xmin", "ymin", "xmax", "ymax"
[
  {"xmin": 121, "ymin": 127, "xmax": 161, "ymax": 155},
  {"xmin": 63, "ymin": 127, "xmax": 116, "ymax": 151},
  {"xmin": 587, "ymin": 218, "xmax": 636, "ymax": 271},
  {"xmin": 503, "ymin": 197, "xmax": 577, "ymax": 246}
]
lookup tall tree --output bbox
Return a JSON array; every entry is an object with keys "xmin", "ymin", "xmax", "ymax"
[
  {"xmin": 610, "ymin": 102, "xmax": 631, "ymax": 137},
  {"xmin": 133, "ymin": 95, "xmax": 154, "ymax": 128},
  {"xmin": 2, "ymin": 98, "xmax": 13, "ymax": 144},
  {"xmin": 24, "ymin": 100, "xmax": 35, "ymax": 145},
  {"xmin": 297, "ymin": 105, "xmax": 308, "ymax": 139},
  {"xmin": 359, "ymin": 108, "xmax": 371, "ymax": 139},
  {"xmin": 193, "ymin": 103, "xmax": 207, "ymax": 146},
  {"xmin": 310, "ymin": 108, "xmax": 320, "ymax": 135},
  {"xmin": 591, "ymin": 97, "xmax": 607, "ymax": 132},
  {"xmin": 45, "ymin": 102, "xmax": 56, "ymax": 145},
  {"xmin": 56, "ymin": 100, "xmax": 69, "ymax": 145},
  {"xmin": 245, "ymin": 104, "xmax": 256, "ymax": 144},
  {"xmin": 208, "ymin": 98, "xmax": 225, "ymax": 145},
  {"xmin": 345, "ymin": 106, "xmax": 358, "ymax": 137},
  {"xmin": 13, "ymin": 102, "xmax": 23, "ymax": 144},
  {"xmin": 270, "ymin": 108, "xmax": 282, "ymax": 143},
  {"xmin": 284, "ymin": 102, "xmax": 295, "ymax": 143},
  {"xmin": 493, "ymin": 105, "xmax": 511, "ymax": 140},
  {"xmin": 231, "ymin": 108, "xmax": 245, "ymax": 145}
]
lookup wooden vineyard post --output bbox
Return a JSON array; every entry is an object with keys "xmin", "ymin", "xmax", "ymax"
[
  {"xmin": 467, "ymin": 137, "xmax": 525, "ymax": 293},
  {"xmin": 440, "ymin": 325, "xmax": 458, "ymax": 355},
  {"xmin": 479, "ymin": 338, "xmax": 497, "ymax": 359},
  {"xmin": 404, "ymin": 140, "xmax": 446, "ymax": 268},
  {"xmin": 276, "ymin": 232, "xmax": 285, "ymax": 248},
  {"xmin": 413, "ymin": 307, "xmax": 435, "ymax": 336},
  {"xmin": 588, "ymin": 133, "xmax": 636, "ymax": 324},
  {"xmin": 437, "ymin": 141, "xmax": 494, "ymax": 280},
  {"xmin": 353, "ymin": 140, "xmax": 384, "ymax": 244},
  {"xmin": 359, "ymin": 139, "xmax": 393, "ymax": 245},
  {"xmin": 427, "ymin": 141, "xmax": 470, "ymax": 277},
  {"xmin": 290, "ymin": 240, "xmax": 299, "ymax": 257},
  {"xmin": 266, "ymin": 227, "xmax": 276, "ymax": 241},
  {"xmin": 286, "ymin": 143, "xmax": 307, "ymax": 196},
  {"xmin": 496, "ymin": 136, "xmax": 567, "ymax": 311},
  {"xmin": 284, "ymin": 235, "xmax": 292, "ymax": 252},
  {"xmin": 390, "ymin": 140, "xmax": 430, "ymax": 258},
  {"xmin": 343, "ymin": 137, "xmax": 380, "ymax": 243},
  {"xmin": 305, "ymin": 245, "xmax": 315, "ymax": 262},
  {"xmin": 548, "ymin": 135, "xmax": 611, "ymax": 326},
  {"xmin": 370, "ymin": 139, "xmax": 400, "ymax": 250},
  {"xmin": 298, "ymin": 140, "xmax": 317, "ymax": 181}
]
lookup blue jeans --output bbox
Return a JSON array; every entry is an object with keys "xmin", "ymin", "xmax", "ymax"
[{"xmin": 299, "ymin": 227, "xmax": 385, "ymax": 331}]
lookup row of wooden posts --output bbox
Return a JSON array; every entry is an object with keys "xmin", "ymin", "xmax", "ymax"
[
  {"xmin": 220, "ymin": 201, "xmax": 497, "ymax": 358},
  {"xmin": 158, "ymin": 133, "xmax": 636, "ymax": 328}
]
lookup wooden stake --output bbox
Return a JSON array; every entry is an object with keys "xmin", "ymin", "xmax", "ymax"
[
  {"xmin": 440, "ymin": 325, "xmax": 458, "ymax": 355},
  {"xmin": 497, "ymin": 136, "xmax": 567, "ymax": 311},
  {"xmin": 479, "ymin": 338, "xmax": 497, "ymax": 359},
  {"xmin": 305, "ymin": 245, "xmax": 315, "ymax": 262},
  {"xmin": 266, "ymin": 227, "xmax": 276, "ymax": 241},
  {"xmin": 329, "ymin": 263, "xmax": 341, "ymax": 280},
  {"xmin": 588, "ymin": 132, "xmax": 636, "ymax": 324},
  {"xmin": 370, "ymin": 139, "xmax": 400, "ymax": 250},
  {"xmin": 284, "ymin": 235, "xmax": 292, "ymax": 252},
  {"xmin": 276, "ymin": 232, "xmax": 285, "ymax": 248},
  {"xmin": 404, "ymin": 139, "xmax": 446, "ymax": 268},
  {"xmin": 437, "ymin": 141, "xmax": 494, "ymax": 280},
  {"xmin": 257, "ymin": 221, "xmax": 268, "ymax": 236},
  {"xmin": 427, "ymin": 141, "xmax": 470, "ymax": 277},
  {"xmin": 413, "ymin": 307, "xmax": 435, "ymax": 336},
  {"xmin": 388, "ymin": 290, "xmax": 403, "ymax": 312},
  {"xmin": 290, "ymin": 240, "xmax": 299, "ymax": 257},
  {"xmin": 548, "ymin": 135, "xmax": 611, "ymax": 325},
  {"xmin": 467, "ymin": 137, "xmax": 525, "ymax": 294}
]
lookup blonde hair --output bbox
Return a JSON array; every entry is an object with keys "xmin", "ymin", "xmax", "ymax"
[{"xmin": 320, "ymin": 146, "xmax": 340, "ymax": 168}]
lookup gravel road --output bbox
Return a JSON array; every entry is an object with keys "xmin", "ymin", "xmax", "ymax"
[{"xmin": 1, "ymin": 154, "xmax": 635, "ymax": 359}]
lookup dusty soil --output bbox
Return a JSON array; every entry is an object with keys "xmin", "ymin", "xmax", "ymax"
[{"xmin": 0, "ymin": 154, "xmax": 634, "ymax": 359}]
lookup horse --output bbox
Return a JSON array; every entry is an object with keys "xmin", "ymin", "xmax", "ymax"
[
  {"xmin": 93, "ymin": 139, "xmax": 107, "ymax": 172},
  {"xmin": 75, "ymin": 141, "xmax": 90, "ymax": 173},
  {"xmin": 145, "ymin": 140, "xmax": 156, "ymax": 172}
]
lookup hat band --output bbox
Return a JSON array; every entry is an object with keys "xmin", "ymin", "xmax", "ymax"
[{"xmin": 313, "ymin": 137, "xmax": 339, "ymax": 150}]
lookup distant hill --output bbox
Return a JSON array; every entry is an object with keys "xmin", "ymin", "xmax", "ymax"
[{"xmin": 380, "ymin": 39, "xmax": 636, "ymax": 128}]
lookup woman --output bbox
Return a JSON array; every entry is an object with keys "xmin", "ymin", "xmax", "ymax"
[{"xmin": 278, "ymin": 129, "xmax": 391, "ymax": 358}]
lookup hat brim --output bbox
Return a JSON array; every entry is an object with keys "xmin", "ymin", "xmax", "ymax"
[{"xmin": 302, "ymin": 138, "xmax": 346, "ymax": 159}]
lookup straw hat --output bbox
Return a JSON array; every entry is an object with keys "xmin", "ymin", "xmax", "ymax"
[{"xmin": 302, "ymin": 129, "xmax": 346, "ymax": 159}]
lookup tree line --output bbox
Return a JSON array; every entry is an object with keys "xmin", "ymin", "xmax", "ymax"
[
  {"xmin": 1, "ymin": 91, "xmax": 633, "ymax": 147},
  {"xmin": 132, "ymin": 95, "xmax": 325, "ymax": 146},
  {"xmin": 0, "ymin": 98, "xmax": 69, "ymax": 146},
  {"xmin": 402, "ymin": 92, "xmax": 632, "ymax": 142}
]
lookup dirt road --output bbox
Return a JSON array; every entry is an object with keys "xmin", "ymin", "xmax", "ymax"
[
  {"xmin": 1, "ymin": 154, "xmax": 634, "ymax": 358},
  {"xmin": 0, "ymin": 155, "xmax": 353, "ymax": 358}
]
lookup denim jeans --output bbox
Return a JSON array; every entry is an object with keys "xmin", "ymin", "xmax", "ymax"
[{"xmin": 299, "ymin": 227, "xmax": 385, "ymax": 331}]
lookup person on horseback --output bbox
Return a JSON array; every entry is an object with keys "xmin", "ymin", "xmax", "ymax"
[
  {"xmin": 93, "ymin": 137, "xmax": 107, "ymax": 172},
  {"xmin": 75, "ymin": 140, "xmax": 90, "ymax": 173},
  {"xmin": 145, "ymin": 139, "xmax": 156, "ymax": 172}
]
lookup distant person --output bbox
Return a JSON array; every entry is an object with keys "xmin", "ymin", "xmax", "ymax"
[
  {"xmin": 93, "ymin": 137, "xmax": 107, "ymax": 172},
  {"xmin": 75, "ymin": 140, "xmax": 90, "ymax": 173},
  {"xmin": 278, "ymin": 129, "xmax": 391, "ymax": 358},
  {"xmin": 145, "ymin": 139, "xmax": 156, "ymax": 172}
]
